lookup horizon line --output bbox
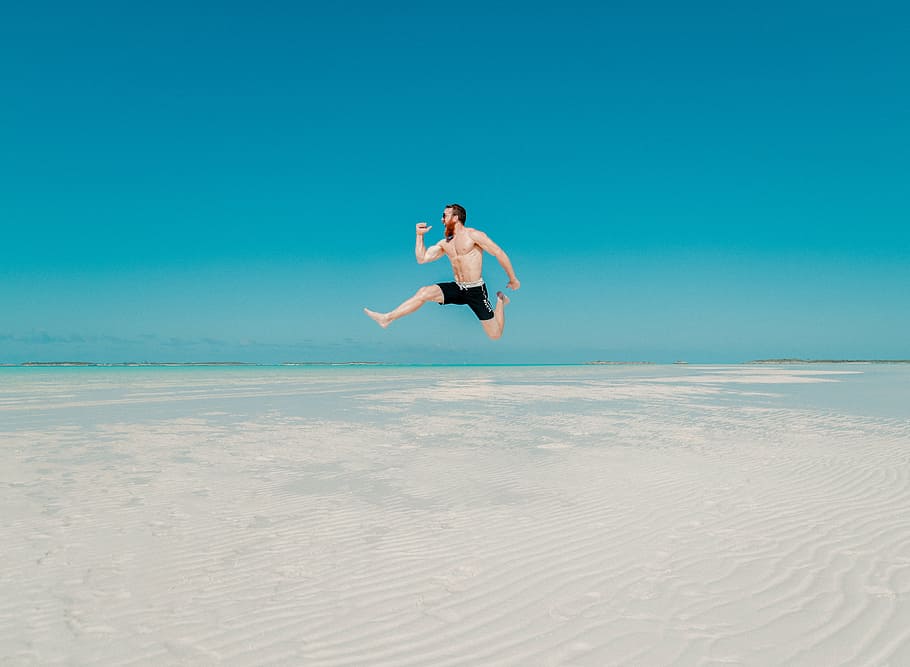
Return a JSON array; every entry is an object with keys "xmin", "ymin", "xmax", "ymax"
[{"xmin": 3, "ymin": 359, "xmax": 910, "ymax": 368}]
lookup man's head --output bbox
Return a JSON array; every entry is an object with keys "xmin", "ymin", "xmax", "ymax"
[
  {"xmin": 445, "ymin": 203, "xmax": 466, "ymax": 224},
  {"xmin": 442, "ymin": 203, "xmax": 466, "ymax": 238}
]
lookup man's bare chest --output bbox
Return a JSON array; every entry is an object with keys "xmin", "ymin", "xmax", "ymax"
[{"xmin": 442, "ymin": 240, "xmax": 481, "ymax": 260}]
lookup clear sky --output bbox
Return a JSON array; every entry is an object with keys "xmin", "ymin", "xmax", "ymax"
[{"xmin": 2, "ymin": 1, "xmax": 908, "ymax": 364}]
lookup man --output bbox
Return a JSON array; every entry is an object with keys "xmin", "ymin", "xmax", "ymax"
[{"xmin": 364, "ymin": 203, "xmax": 520, "ymax": 340}]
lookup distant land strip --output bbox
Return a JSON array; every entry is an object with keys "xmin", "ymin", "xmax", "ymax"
[
  {"xmin": 585, "ymin": 361, "xmax": 657, "ymax": 365},
  {"xmin": 747, "ymin": 359, "xmax": 910, "ymax": 364},
  {"xmin": 12, "ymin": 361, "xmax": 384, "ymax": 367},
  {"xmin": 587, "ymin": 360, "xmax": 910, "ymax": 365}
]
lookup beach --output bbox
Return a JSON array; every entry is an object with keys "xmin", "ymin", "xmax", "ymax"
[{"xmin": 2, "ymin": 364, "xmax": 909, "ymax": 666}]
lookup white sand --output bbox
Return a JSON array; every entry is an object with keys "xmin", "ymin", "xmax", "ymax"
[{"xmin": 2, "ymin": 365, "xmax": 909, "ymax": 666}]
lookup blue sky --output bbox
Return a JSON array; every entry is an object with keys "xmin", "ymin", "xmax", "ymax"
[{"xmin": 2, "ymin": 1, "xmax": 907, "ymax": 363}]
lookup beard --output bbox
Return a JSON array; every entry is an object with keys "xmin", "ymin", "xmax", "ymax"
[{"xmin": 444, "ymin": 221, "xmax": 457, "ymax": 239}]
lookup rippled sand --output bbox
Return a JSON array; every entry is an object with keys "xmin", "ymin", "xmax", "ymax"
[{"xmin": 2, "ymin": 365, "xmax": 909, "ymax": 665}]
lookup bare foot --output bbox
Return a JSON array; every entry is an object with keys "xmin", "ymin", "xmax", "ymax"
[
  {"xmin": 496, "ymin": 291, "xmax": 510, "ymax": 306},
  {"xmin": 363, "ymin": 308, "xmax": 390, "ymax": 329}
]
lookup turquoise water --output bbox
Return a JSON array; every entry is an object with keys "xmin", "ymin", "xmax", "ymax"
[{"xmin": 2, "ymin": 364, "xmax": 908, "ymax": 432}]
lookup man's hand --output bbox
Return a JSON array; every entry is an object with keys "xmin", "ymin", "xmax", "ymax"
[
  {"xmin": 416, "ymin": 223, "xmax": 432, "ymax": 235},
  {"xmin": 507, "ymin": 278, "xmax": 521, "ymax": 290}
]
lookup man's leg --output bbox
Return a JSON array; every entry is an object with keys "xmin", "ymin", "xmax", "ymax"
[
  {"xmin": 364, "ymin": 285, "xmax": 444, "ymax": 328},
  {"xmin": 480, "ymin": 291, "xmax": 510, "ymax": 340}
]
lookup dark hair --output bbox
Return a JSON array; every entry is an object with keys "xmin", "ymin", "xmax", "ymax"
[{"xmin": 446, "ymin": 203, "xmax": 466, "ymax": 223}]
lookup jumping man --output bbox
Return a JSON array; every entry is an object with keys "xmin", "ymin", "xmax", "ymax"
[{"xmin": 364, "ymin": 204, "xmax": 520, "ymax": 340}]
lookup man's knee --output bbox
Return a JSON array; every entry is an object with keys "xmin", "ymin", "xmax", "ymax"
[
  {"xmin": 483, "ymin": 322, "xmax": 503, "ymax": 340},
  {"xmin": 417, "ymin": 285, "xmax": 442, "ymax": 303}
]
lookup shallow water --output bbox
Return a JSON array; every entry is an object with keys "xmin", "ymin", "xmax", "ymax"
[{"xmin": 1, "ymin": 363, "xmax": 907, "ymax": 430}]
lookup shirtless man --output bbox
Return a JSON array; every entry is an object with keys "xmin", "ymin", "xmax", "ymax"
[{"xmin": 364, "ymin": 204, "xmax": 520, "ymax": 340}]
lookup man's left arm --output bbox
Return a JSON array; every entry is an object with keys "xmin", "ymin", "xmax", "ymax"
[{"xmin": 472, "ymin": 230, "xmax": 520, "ymax": 290}]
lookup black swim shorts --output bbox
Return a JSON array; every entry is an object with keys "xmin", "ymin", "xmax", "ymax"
[{"xmin": 437, "ymin": 281, "xmax": 495, "ymax": 321}]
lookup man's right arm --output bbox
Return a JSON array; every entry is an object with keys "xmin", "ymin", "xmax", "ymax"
[{"xmin": 415, "ymin": 223, "xmax": 443, "ymax": 264}]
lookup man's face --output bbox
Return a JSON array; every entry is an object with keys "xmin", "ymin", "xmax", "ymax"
[{"xmin": 442, "ymin": 207, "xmax": 457, "ymax": 237}]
